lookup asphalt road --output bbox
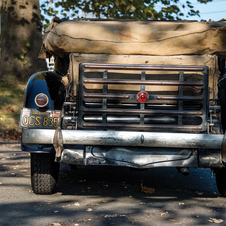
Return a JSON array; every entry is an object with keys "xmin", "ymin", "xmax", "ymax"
[{"xmin": 1, "ymin": 143, "xmax": 226, "ymax": 226}]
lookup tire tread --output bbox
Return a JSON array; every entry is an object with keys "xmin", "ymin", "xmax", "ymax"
[{"xmin": 31, "ymin": 153, "xmax": 59, "ymax": 195}]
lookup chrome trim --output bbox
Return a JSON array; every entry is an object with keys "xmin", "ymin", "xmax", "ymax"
[
  {"xmin": 83, "ymin": 116, "xmax": 176, "ymax": 124},
  {"xmin": 85, "ymin": 146, "xmax": 198, "ymax": 168},
  {"xmin": 22, "ymin": 129, "xmax": 224, "ymax": 149},
  {"xmin": 34, "ymin": 93, "xmax": 49, "ymax": 108}
]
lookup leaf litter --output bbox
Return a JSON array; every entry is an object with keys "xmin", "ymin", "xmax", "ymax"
[
  {"xmin": 141, "ymin": 183, "xmax": 155, "ymax": 194},
  {"xmin": 208, "ymin": 218, "xmax": 224, "ymax": 224}
]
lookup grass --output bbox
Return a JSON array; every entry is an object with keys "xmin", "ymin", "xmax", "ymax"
[{"xmin": 0, "ymin": 76, "xmax": 27, "ymax": 132}]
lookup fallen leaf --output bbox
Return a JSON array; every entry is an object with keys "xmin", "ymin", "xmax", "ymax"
[
  {"xmin": 157, "ymin": 211, "xmax": 168, "ymax": 216},
  {"xmin": 104, "ymin": 214, "xmax": 118, "ymax": 218},
  {"xmin": 6, "ymin": 105, "xmax": 14, "ymax": 113},
  {"xmin": 53, "ymin": 211, "xmax": 59, "ymax": 213},
  {"xmin": 141, "ymin": 183, "xmax": 155, "ymax": 194},
  {"xmin": 0, "ymin": 129, "xmax": 21, "ymax": 141},
  {"xmin": 86, "ymin": 208, "xmax": 92, "ymax": 212},
  {"xmin": 86, "ymin": 203, "xmax": 99, "ymax": 206},
  {"xmin": 178, "ymin": 202, "xmax": 185, "ymax": 205},
  {"xmin": 208, "ymin": 218, "xmax": 224, "ymax": 224},
  {"xmin": 169, "ymin": 219, "xmax": 175, "ymax": 221},
  {"xmin": 74, "ymin": 202, "xmax": 80, "ymax": 206}
]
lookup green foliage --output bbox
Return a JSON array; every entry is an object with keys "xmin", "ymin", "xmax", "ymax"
[
  {"xmin": 40, "ymin": 0, "xmax": 212, "ymax": 21},
  {"xmin": 18, "ymin": 40, "xmax": 30, "ymax": 65}
]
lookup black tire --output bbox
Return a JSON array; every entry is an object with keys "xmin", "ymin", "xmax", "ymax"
[
  {"xmin": 31, "ymin": 153, "xmax": 59, "ymax": 195},
  {"xmin": 216, "ymin": 168, "xmax": 226, "ymax": 197}
]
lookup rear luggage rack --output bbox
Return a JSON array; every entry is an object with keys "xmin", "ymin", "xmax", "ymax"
[{"xmin": 78, "ymin": 63, "xmax": 209, "ymax": 132}]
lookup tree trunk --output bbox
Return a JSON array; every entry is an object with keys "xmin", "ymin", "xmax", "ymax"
[{"xmin": 1, "ymin": 0, "xmax": 47, "ymax": 80}]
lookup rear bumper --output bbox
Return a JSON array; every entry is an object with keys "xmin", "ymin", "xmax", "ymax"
[
  {"xmin": 22, "ymin": 128, "xmax": 226, "ymax": 168},
  {"xmin": 22, "ymin": 128, "xmax": 224, "ymax": 149}
]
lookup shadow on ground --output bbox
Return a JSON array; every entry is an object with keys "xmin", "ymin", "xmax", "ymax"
[{"xmin": 0, "ymin": 144, "xmax": 225, "ymax": 226}]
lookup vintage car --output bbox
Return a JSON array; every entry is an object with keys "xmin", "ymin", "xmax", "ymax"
[{"xmin": 20, "ymin": 18, "xmax": 226, "ymax": 195}]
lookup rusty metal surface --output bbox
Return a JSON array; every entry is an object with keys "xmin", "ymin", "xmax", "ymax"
[
  {"xmin": 83, "ymin": 93, "xmax": 130, "ymax": 99},
  {"xmin": 83, "ymin": 78, "xmax": 204, "ymax": 86},
  {"xmin": 156, "ymin": 95, "xmax": 204, "ymax": 101},
  {"xmin": 83, "ymin": 108, "xmax": 203, "ymax": 116},
  {"xmin": 83, "ymin": 63, "xmax": 205, "ymax": 71},
  {"xmin": 78, "ymin": 63, "xmax": 208, "ymax": 132},
  {"xmin": 86, "ymin": 146, "xmax": 197, "ymax": 168}
]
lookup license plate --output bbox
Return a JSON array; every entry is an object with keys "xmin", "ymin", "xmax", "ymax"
[{"xmin": 20, "ymin": 108, "xmax": 61, "ymax": 129}]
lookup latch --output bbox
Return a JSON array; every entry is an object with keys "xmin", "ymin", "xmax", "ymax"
[
  {"xmin": 208, "ymin": 105, "xmax": 221, "ymax": 134},
  {"xmin": 53, "ymin": 126, "xmax": 64, "ymax": 162}
]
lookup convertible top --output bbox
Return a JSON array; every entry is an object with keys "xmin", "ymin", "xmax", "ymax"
[{"xmin": 39, "ymin": 17, "xmax": 226, "ymax": 59}]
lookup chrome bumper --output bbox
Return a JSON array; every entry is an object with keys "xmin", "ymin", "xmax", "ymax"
[
  {"xmin": 22, "ymin": 128, "xmax": 225, "ymax": 149},
  {"xmin": 22, "ymin": 128, "xmax": 226, "ymax": 168}
]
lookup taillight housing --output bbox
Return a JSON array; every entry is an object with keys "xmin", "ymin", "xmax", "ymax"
[{"xmin": 35, "ymin": 93, "xmax": 49, "ymax": 108}]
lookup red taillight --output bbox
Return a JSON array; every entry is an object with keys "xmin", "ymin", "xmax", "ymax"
[
  {"xmin": 35, "ymin": 93, "xmax": 49, "ymax": 107},
  {"xmin": 137, "ymin": 91, "xmax": 149, "ymax": 103}
]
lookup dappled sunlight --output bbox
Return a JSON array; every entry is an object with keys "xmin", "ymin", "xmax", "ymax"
[
  {"xmin": 0, "ymin": 77, "xmax": 26, "ymax": 131},
  {"xmin": 0, "ymin": 144, "xmax": 226, "ymax": 225}
]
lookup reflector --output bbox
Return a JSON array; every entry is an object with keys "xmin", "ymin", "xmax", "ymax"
[
  {"xmin": 137, "ymin": 91, "xmax": 149, "ymax": 103},
  {"xmin": 35, "ymin": 93, "xmax": 49, "ymax": 107}
]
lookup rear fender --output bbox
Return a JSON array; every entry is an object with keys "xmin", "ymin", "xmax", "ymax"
[
  {"xmin": 22, "ymin": 70, "xmax": 66, "ymax": 153},
  {"xmin": 24, "ymin": 71, "xmax": 65, "ymax": 110}
]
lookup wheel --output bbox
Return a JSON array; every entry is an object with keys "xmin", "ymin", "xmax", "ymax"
[
  {"xmin": 216, "ymin": 168, "xmax": 226, "ymax": 197},
  {"xmin": 31, "ymin": 153, "xmax": 59, "ymax": 194}
]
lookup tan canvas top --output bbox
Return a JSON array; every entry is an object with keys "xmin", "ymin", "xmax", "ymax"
[{"xmin": 39, "ymin": 17, "xmax": 226, "ymax": 59}]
